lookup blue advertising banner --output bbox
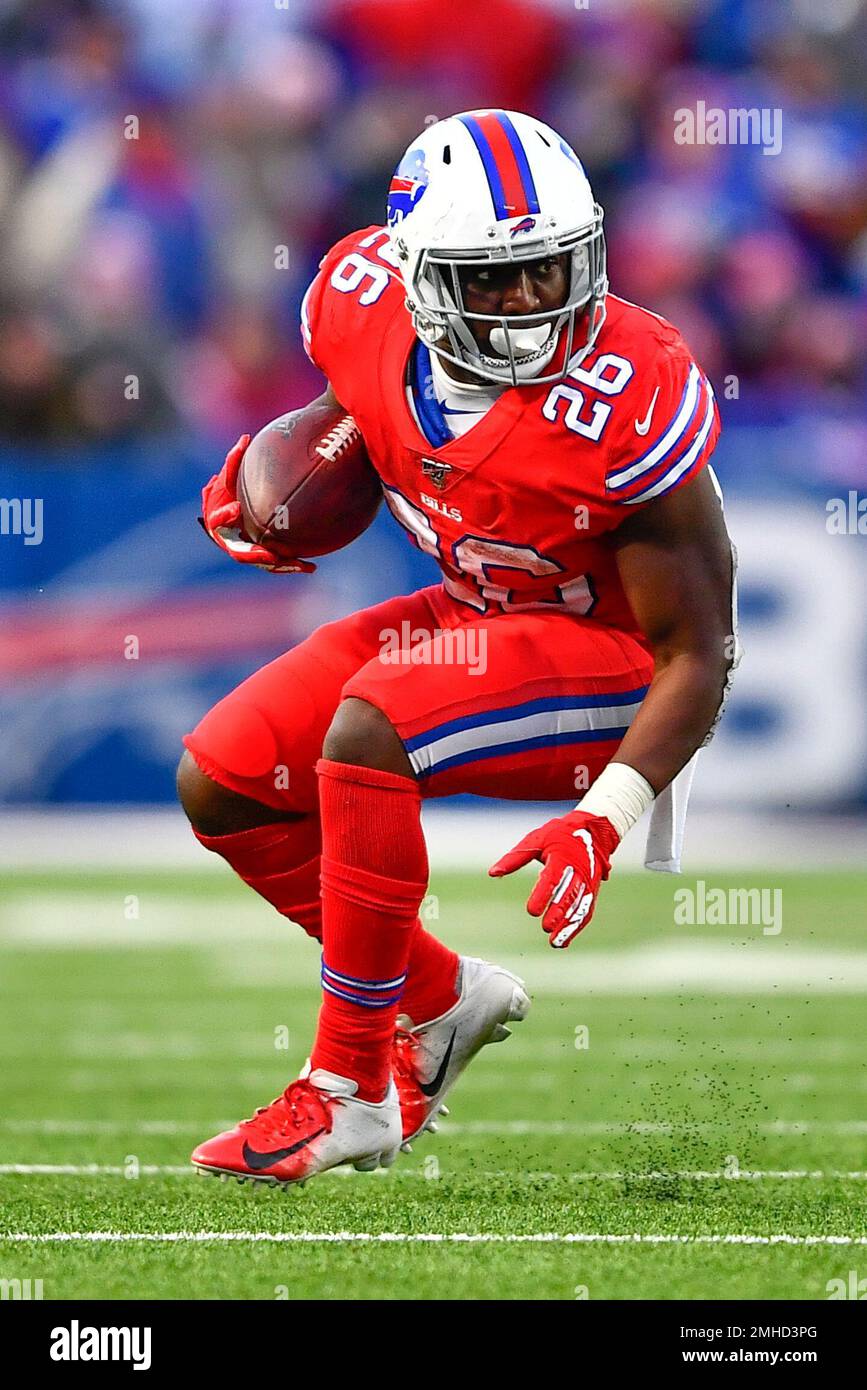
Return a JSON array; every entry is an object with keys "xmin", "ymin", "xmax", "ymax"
[{"xmin": 2, "ymin": 426, "xmax": 865, "ymax": 808}]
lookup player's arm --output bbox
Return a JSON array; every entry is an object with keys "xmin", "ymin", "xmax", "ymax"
[
  {"xmin": 608, "ymin": 466, "xmax": 734, "ymax": 790},
  {"xmin": 491, "ymin": 472, "xmax": 733, "ymax": 950},
  {"xmin": 199, "ymin": 381, "xmax": 347, "ymax": 571},
  {"xmin": 491, "ymin": 469, "xmax": 736, "ymax": 949},
  {"xmin": 491, "ymin": 340, "xmax": 736, "ymax": 946}
]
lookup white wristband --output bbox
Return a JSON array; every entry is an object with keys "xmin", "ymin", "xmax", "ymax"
[{"xmin": 578, "ymin": 762, "xmax": 656, "ymax": 841}]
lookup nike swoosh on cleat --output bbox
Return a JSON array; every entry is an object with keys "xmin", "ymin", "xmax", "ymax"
[
  {"xmin": 419, "ymin": 1030, "xmax": 457, "ymax": 1097},
  {"xmin": 240, "ymin": 1128, "xmax": 326, "ymax": 1171},
  {"xmin": 634, "ymin": 386, "xmax": 660, "ymax": 436}
]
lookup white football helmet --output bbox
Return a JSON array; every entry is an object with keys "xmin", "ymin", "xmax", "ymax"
[{"xmin": 387, "ymin": 109, "xmax": 607, "ymax": 387}]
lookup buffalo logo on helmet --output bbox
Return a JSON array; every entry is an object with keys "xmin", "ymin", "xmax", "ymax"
[
  {"xmin": 509, "ymin": 216, "xmax": 537, "ymax": 238},
  {"xmin": 387, "ymin": 148, "xmax": 430, "ymax": 227}
]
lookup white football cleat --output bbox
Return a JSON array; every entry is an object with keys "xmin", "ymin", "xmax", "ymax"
[
  {"xmin": 191, "ymin": 1066, "xmax": 402, "ymax": 1188},
  {"xmin": 392, "ymin": 956, "xmax": 531, "ymax": 1144}
]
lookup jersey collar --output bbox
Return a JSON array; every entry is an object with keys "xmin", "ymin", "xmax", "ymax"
[
  {"xmin": 410, "ymin": 341, "xmax": 454, "ymax": 449},
  {"xmin": 382, "ymin": 309, "xmax": 529, "ymax": 489}
]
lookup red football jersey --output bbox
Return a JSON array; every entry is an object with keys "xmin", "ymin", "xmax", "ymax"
[{"xmin": 301, "ymin": 225, "xmax": 721, "ymax": 639}]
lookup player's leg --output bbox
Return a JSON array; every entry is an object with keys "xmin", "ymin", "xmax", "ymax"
[
  {"xmin": 177, "ymin": 585, "xmax": 457, "ymax": 1001},
  {"xmin": 302, "ymin": 702, "xmax": 431, "ymax": 1108},
  {"xmin": 310, "ymin": 693, "xmax": 532, "ymax": 1144},
  {"xmin": 371, "ymin": 616, "xmax": 654, "ymax": 803},
  {"xmin": 190, "ymin": 605, "xmax": 649, "ymax": 1183},
  {"xmin": 178, "ymin": 646, "xmax": 328, "ymax": 941},
  {"xmin": 313, "ymin": 609, "xmax": 653, "ymax": 1137},
  {"xmin": 183, "ymin": 590, "xmax": 461, "ymax": 1185}
]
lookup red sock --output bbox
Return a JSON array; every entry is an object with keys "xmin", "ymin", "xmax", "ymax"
[
  {"xmin": 401, "ymin": 925, "xmax": 459, "ymax": 1025},
  {"xmin": 194, "ymin": 818, "xmax": 322, "ymax": 940},
  {"xmin": 311, "ymin": 758, "xmax": 428, "ymax": 1100},
  {"xmin": 191, "ymin": 811, "xmax": 461, "ymax": 1023},
  {"xmin": 193, "ymin": 810, "xmax": 457, "ymax": 1022}
]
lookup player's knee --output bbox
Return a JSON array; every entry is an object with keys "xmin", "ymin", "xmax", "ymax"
[
  {"xmin": 176, "ymin": 750, "xmax": 274, "ymax": 837},
  {"xmin": 323, "ymin": 697, "xmax": 413, "ymax": 778},
  {"xmin": 176, "ymin": 750, "xmax": 226, "ymax": 834}
]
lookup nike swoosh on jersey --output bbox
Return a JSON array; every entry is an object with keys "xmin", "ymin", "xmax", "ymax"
[
  {"xmin": 240, "ymin": 1128, "xmax": 326, "ymax": 1170},
  {"xmin": 634, "ymin": 386, "xmax": 661, "ymax": 436},
  {"xmin": 418, "ymin": 1029, "xmax": 457, "ymax": 1097}
]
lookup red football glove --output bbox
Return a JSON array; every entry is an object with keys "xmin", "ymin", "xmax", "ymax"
[
  {"xmin": 489, "ymin": 809, "xmax": 620, "ymax": 948},
  {"xmin": 199, "ymin": 434, "xmax": 316, "ymax": 574}
]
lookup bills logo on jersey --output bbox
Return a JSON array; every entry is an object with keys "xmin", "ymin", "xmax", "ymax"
[
  {"xmin": 387, "ymin": 148, "xmax": 429, "ymax": 227},
  {"xmin": 421, "ymin": 492, "xmax": 462, "ymax": 521},
  {"xmin": 510, "ymin": 216, "xmax": 537, "ymax": 238}
]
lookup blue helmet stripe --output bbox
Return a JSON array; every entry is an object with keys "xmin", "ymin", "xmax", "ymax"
[
  {"xmin": 493, "ymin": 112, "xmax": 541, "ymax": 215},
  {"xmin": 457, "ymin": 114, "xmax": 509, "ymax": 220}
]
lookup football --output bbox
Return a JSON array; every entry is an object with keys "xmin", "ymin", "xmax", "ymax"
[{"xmin": 238, "ymin": 399, "xmax": 382, "ymax": 559}]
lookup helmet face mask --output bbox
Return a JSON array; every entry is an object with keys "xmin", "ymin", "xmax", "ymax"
[
  {"xmin": 408, "ymin": 211, "xmax": 607, "ymax": 386},
  {"xmin": 389, "ymin": 111, "xmax": 608, "ymax": 388}
]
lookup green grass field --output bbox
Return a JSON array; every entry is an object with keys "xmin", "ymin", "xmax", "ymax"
[{"xmin": 1, "ymin": 865, "xmax": 865, "ymax": 1300}]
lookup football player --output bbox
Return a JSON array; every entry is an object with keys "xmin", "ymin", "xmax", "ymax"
[{"xmin": 179, "ymin": 110, "xmax": 737, "ymax": 1186}]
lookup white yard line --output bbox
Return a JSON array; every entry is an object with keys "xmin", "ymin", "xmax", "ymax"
[
  {"xmin": 2, "ymin": 1164, "xmax": 867, "ymax": 1181},
  {"xmin": 0, "ymin": 1164, "xmax": 192, "ymax": 1176},
  {"xmin": 2, "ymin": 1231, "xmax": 866, "ymax": 1246}
]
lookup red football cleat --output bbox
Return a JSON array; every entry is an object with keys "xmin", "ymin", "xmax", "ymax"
[
  {"xmin": 391, "ymin": 1027, "xmax": 431, "ymax": 1144},
  {"xmin": 191, "ymin": 1067, "xmax": 401, "ymax": 1188},
  {"xmin": 391, "ymin": 956, "xmax": 531, "ymax": 1148}
]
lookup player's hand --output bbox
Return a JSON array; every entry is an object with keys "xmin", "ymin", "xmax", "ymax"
[
  {"xmin": 199, "ymin": 435, "xmax": 317, "ymax": 573},
  {"xmin": 489, "ymin": 810, "xmax": 620, "ymax": 947}
]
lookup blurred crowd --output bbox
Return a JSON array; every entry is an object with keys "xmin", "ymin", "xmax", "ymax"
[{"xmin": 0, "ymin": 0, "xmax": 865, "ymax": 452}]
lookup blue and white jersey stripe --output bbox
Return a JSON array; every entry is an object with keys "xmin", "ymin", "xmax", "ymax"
[
  {"xmin": 606, "ymin": 364, "xmax": 702, "ymax": 492},
  {"xmin": 406, "ymin": 688, "xmax": 648, "ymax": 779},
  {"xmin": 623, "ymin": 379, "xmax": 716, "ymax": 505}
]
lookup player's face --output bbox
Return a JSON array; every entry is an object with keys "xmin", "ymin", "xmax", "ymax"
[
  {"xmin": 441, "ymin": 253, "xmax": 570, "ymax": 381},
  {"xmin": 459, "ymin": 254, "xmax": 569, "ymax": 318}
]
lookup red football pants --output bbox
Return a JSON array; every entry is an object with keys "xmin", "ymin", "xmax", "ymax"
[{"xmin": 184, "ymin": 583, "xmax": 653, "ymax": 940}]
